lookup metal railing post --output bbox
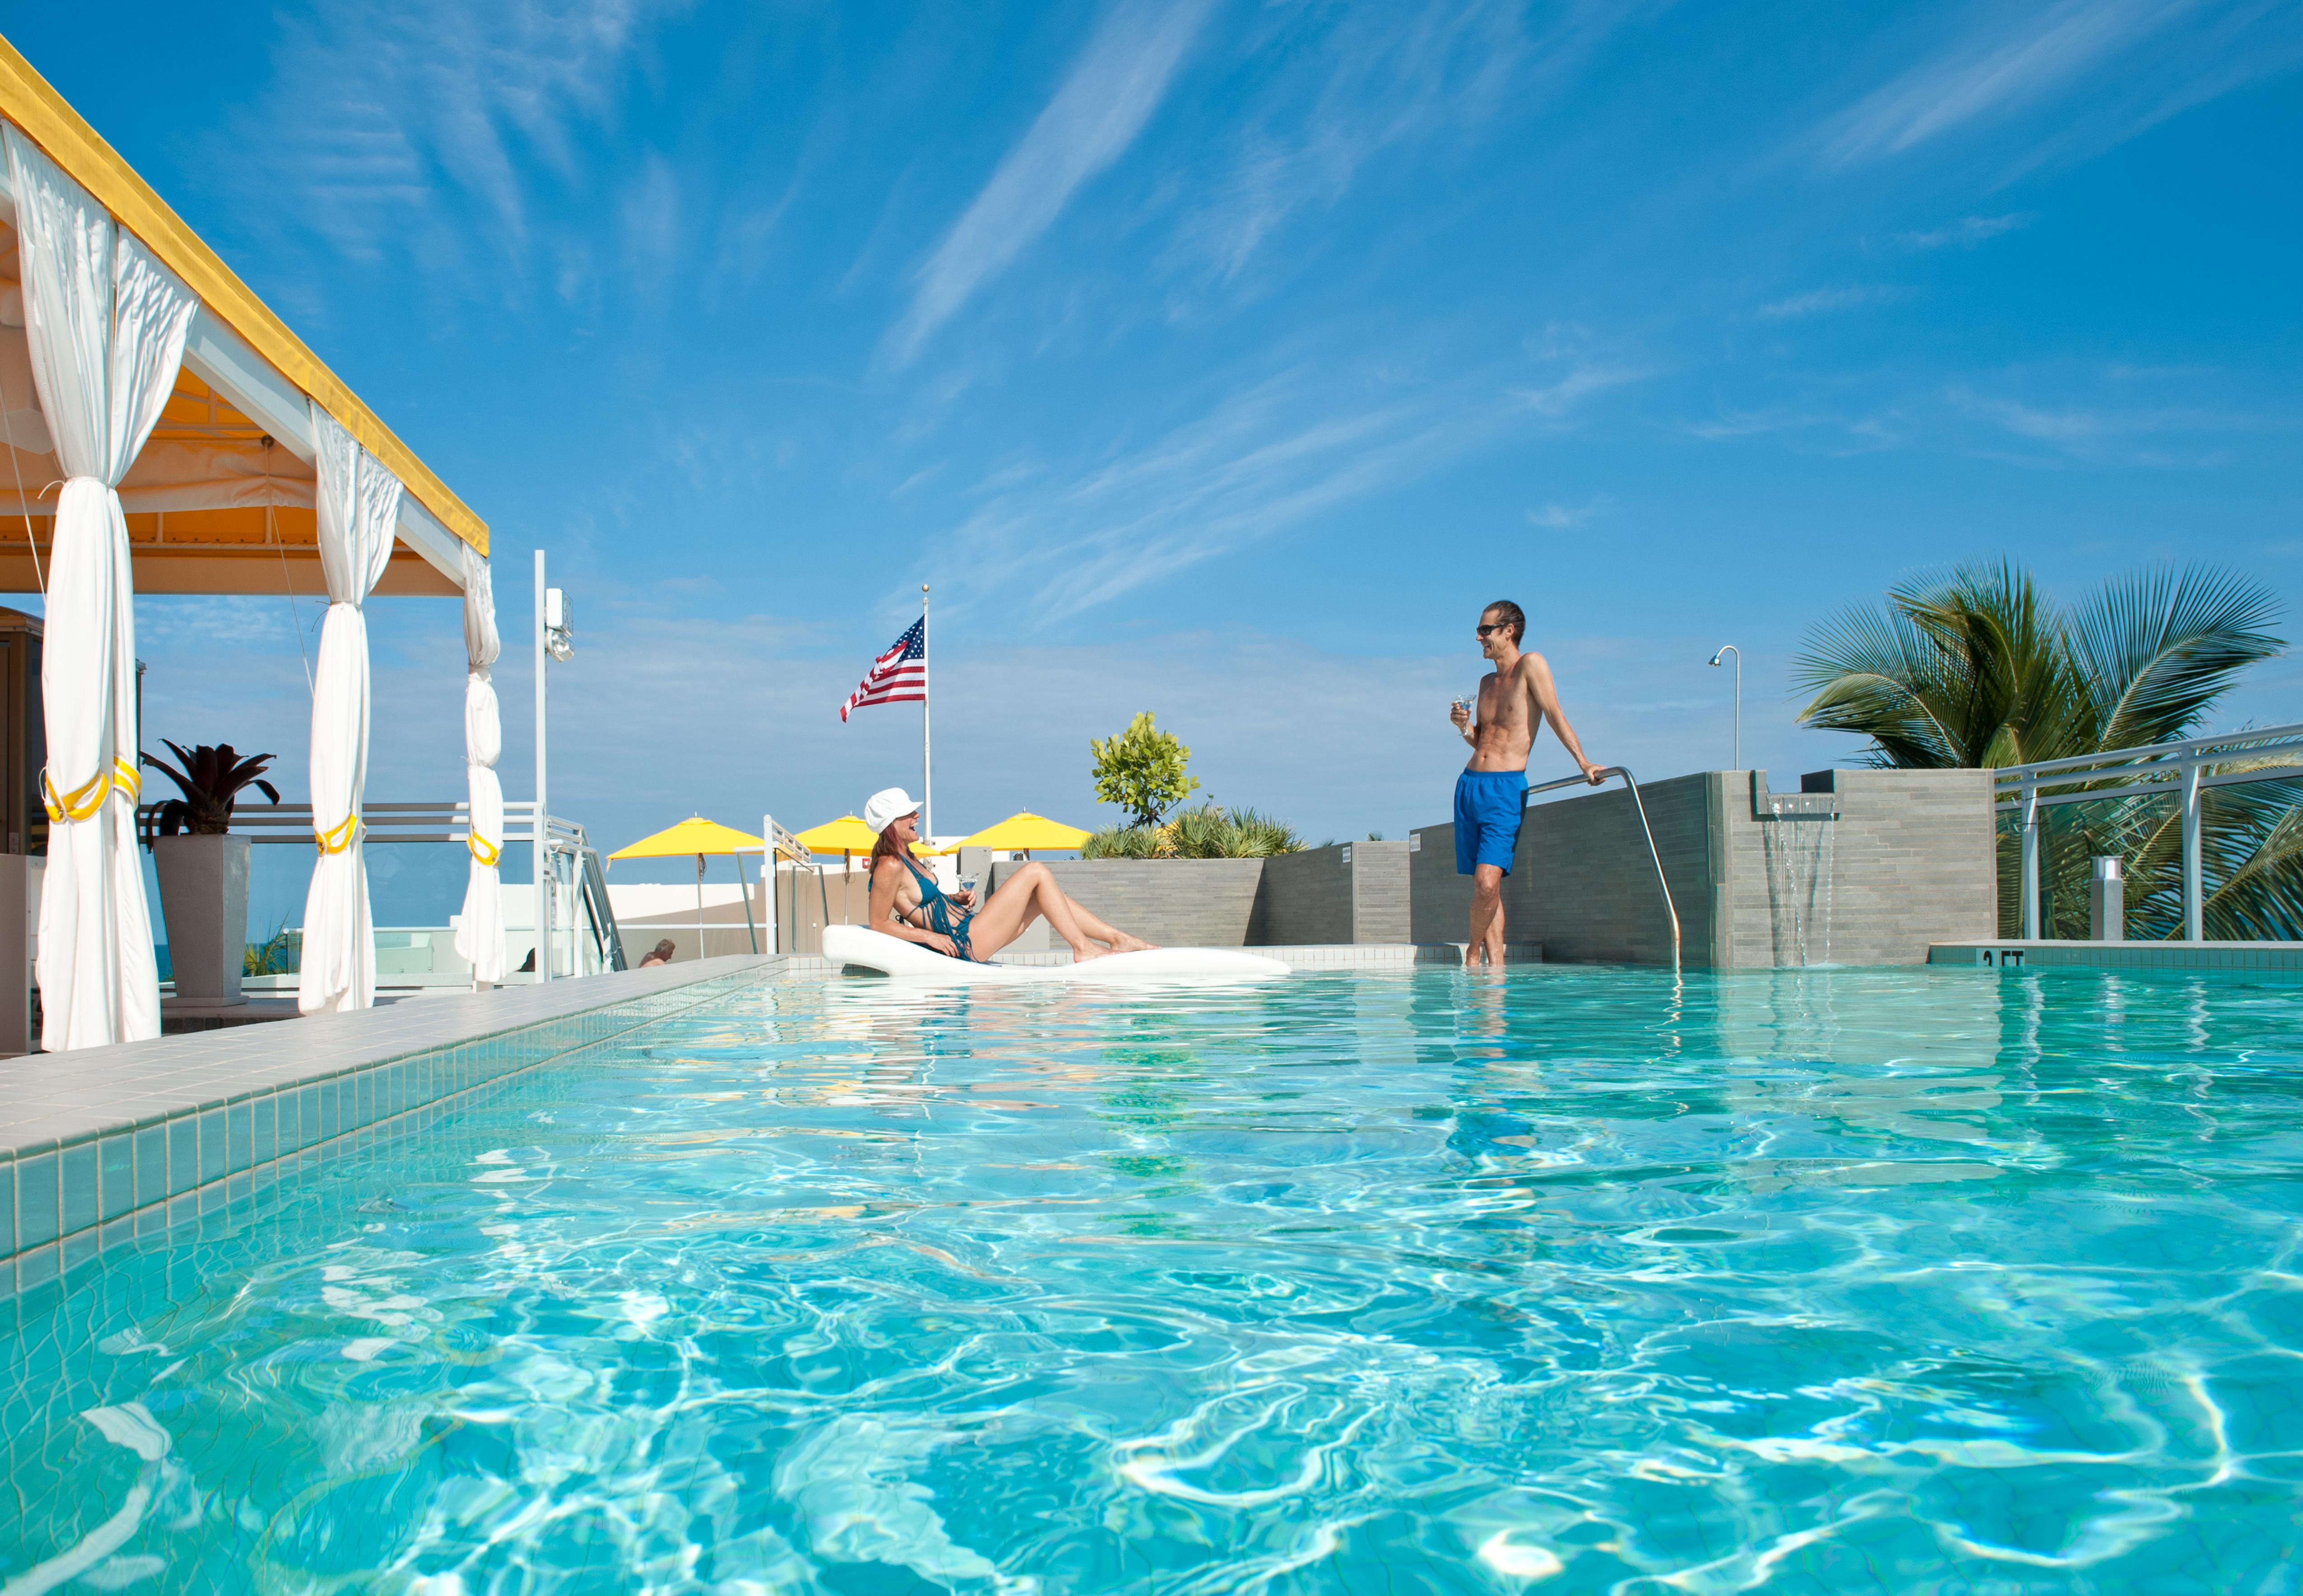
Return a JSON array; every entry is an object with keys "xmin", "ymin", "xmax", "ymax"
[
  {"xmin": 2020, "ymin": 783, "xmax": 2040, "ymax": 940},
  {"xmin": 1522, "ymin": 765, "xmax": 1680, "ymax": 969},
  {"xmin": 2182, "ymin": 760, "xmax": 2204, "ymax": 941}
]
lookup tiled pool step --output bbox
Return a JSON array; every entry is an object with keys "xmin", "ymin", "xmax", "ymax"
[{"xmin": 1929, "ymin": 940, "xmax": 2303, "ymax": 972}]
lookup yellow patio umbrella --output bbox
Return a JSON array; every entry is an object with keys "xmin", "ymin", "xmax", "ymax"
[
  {"xmin": 794, "ymin": 815, "xmax": 881, "ymax": 856},
  {"xmin": 608, "ymin": 816, "xmax": 766, "ymax": 957},
  {"xmin": 926, "ymin": 812, "xmax": 1093, "ymax": 856}
]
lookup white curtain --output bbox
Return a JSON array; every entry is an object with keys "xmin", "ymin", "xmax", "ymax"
[
  {"xmin": 296, "ymin": 407, "xmax": 402, "ymax": 1014},
  {"xmin": 453, "ymin": 542, "xmax": 505, "ymax": 984},
  {"xmin": 7, "ymin": 128, "xmax": 197, "ymax": 1051}
]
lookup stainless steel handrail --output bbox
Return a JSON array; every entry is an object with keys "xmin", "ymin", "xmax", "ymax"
[
  {"xmin": 1988, "ymin": 721, "xmax": 2303, "ymax": 940},
  {"xmin": 1524, "ymin": 765, "xmax": 1681, "ymax": 968},
  {"xmin": 1990, "ymin": 719, "xmax": 2303, "ymax": 788}
]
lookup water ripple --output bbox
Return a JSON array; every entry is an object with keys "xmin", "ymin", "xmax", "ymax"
[{"xmin": 4, "ymin": 965, "xmax": 2303, "ymax": 1592}]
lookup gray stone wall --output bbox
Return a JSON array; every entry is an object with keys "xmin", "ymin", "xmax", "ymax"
[
  {"xmin": 1244, "ymin": 841, "xmax": 1411, "ymax": 945},
  {"xmin": 1408, "ymin": 768, "xmax": 1996, "ymax": 966},
  {"xmin": 1407, "ymin": 824, "xmax": 1475, "ymax": 944},
  {"xmin": 988, "ymin": 859, "xmax": 1266, "ymax": 947},
  {"xmin": 1505, "ymin": 773, "xmax": 1708, "ymax": 966},
  {"xmin": 1251, "ymin": 846, "xmax": 1352, "ymax": 944},
  {"xmin": 1770, "ymin": 768, "xmax": 1996, "ymax": 965},
  {"xmin": 1352, "ymin": 841, "xmax": 1411, "ymax": 943}
]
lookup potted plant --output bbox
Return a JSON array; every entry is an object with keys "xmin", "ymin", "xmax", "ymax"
[{"xmin": 141, "ymin": 741, "xmax": 280, "ymax": 1008}]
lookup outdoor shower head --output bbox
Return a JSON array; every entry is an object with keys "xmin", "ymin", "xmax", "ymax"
[{"xmin": 1708, "ymin": 649, "xmax": 1727, "ymax": 667}]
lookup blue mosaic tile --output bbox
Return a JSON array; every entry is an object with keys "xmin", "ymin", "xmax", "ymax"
[
  {"xmin": 253, "ymin": 1095, "xmax": 276, "ymax": 1166},
  {"xmin": 197, "ymin": 1108, "xmax": 226, "ymax": 1184},
  {"xmin": 134, "ymin": 1125, "xmax": 164, "ymax": 1210},
  {"xmin": 167, "ymin": 1115, "xmax": 197, "ymax": 1196},
  {"xmin": 227, "ymin": 1101, "xmax": 252, "ymax": 1176},
  {"xmin": 99, "ymin": 1134, "xmax": 132, "ymax": 1223},
  {"xmin": 15, "ymin": 1152, "xmax": 56, "ymax": 1248},
  {"xmin": 58, "ymin": 1142, "xmax": 96, "ymax": 1237},
  {"xmin": 16, "ymin": 1243, "xmax": 55, "ymax": 1288}
]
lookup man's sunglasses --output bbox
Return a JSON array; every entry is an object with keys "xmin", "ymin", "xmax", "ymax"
[{"xmin": 1476, "ymin": 622, "xmax": 1508, "ymax": 637}]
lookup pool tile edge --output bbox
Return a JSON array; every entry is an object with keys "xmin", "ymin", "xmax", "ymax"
[{"xmin": 0, "ymin": 955, "xmax": 788, "ymax": 1297}]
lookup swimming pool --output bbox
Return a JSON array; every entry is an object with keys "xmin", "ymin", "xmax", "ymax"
[{"xmin": 2, "ymin": 963, "xmax": 2298, "ymax": 1592}]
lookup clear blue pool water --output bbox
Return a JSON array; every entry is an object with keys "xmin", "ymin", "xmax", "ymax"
[{"xmin": 4, "ymin": 964, "xmax": 2302, "ymax": 1593}]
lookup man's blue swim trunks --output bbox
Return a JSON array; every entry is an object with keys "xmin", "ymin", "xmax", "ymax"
[{"xmin": 1455, "ymin": 768, "xmax": 1528, "ymax": 876}]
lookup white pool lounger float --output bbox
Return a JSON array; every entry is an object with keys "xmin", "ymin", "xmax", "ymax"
[{"xmin": 821, "ymin": 925, "xmax": 1289, "ymax": 984}]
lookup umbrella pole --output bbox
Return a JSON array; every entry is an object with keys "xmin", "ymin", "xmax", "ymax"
[
  {"xmin": 737, "ymin": 854, "xmax": 759, "ymax": 954},
  {"xmin": 695, "ymin": 853, "xmax": 705, "ymax": 962}
]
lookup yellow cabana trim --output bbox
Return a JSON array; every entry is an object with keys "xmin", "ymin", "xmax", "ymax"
[{"xmin": 0, "ymin": 33, "xmax": 490, "ymax": 557}]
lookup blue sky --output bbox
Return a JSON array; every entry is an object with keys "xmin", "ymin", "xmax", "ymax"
[{"xmin": 6, "ymin": 0, "xmax": 2301, "ymax": 904}]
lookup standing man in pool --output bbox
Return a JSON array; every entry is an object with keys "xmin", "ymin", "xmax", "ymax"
[{"xmin": 1449, "ymin": 600, "xmax": 1604, "ymax": 966}]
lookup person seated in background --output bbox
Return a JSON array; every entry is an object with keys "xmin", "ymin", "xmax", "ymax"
[
  {"xmin": 860, "ymin": 786, "xmax": 1155, "ymax": 963},
  {"xmin": 637, "ymin": 938, "xmax": 677, "ymax": 968}
]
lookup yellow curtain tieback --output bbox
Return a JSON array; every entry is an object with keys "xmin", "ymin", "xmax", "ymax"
[
  {"xmin": 467, "ymin": 832, "xmax": 501, "ymax": 868},
  {"xmin": 41, "ymin": 758, "xmax": 141, "ymax": 823},
  {"xmin": 315, "ymin": 813, "xmax": 361, "ymax": 855}
]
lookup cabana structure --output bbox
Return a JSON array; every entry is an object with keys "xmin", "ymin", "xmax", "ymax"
[{"xmin": 0, "ymin": 37, "xmax": 508, "ymax": 1050}]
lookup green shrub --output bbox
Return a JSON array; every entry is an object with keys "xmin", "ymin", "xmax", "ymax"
[{"xmin": 1083, "ymin": 824, "xmax": 1160, "ymax": 859}]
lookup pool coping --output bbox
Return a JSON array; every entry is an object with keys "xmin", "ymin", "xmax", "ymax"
[{"xmin": 0, "ymin": 954, "xmax": 786, "ymax": 1297}]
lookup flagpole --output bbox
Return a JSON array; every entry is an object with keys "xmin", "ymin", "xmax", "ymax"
[{"xmin": 921, "ymin": 583, "xmax": 932, "ymax": 841}]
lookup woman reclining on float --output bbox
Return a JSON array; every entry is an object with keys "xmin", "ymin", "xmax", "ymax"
[{"xmin": 861, "ymin": 787, "xmax": 1156, "ymax": 963}]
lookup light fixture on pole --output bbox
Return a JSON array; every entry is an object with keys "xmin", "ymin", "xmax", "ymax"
[
  {"xmin": 1708, "ymin": 644, "xmax": 1741, "ymax": 771},
  {"xmin": 535, "ymin": 552, "xmax": 575, "ymax": 981}
]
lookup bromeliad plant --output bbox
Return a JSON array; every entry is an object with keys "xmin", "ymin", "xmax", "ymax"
[{"xmin": 140, "ymin": 741, "xmax": 282, "ymax": 837}]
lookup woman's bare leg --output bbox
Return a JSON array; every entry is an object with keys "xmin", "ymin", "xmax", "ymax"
[{"xmin": 966, "ymin": 863, "xmax": 1113, "ymax": 961}]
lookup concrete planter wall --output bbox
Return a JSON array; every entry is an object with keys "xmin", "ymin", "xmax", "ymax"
[
  {"xmin": 153, "ymin": 833, "xmax": 251, "ymax": 1005},
  {"xmin": 1250, "ymin": 841, "xmax": 1409, "ymax": 944},
  {"xmin": 1409, "ymin": 768, "xmax": 1995, "ymax": 966}
]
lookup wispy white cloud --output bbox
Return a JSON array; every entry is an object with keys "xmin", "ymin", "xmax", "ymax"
[
  {"xmin": 1755, "ymin": 284, "xmax": 1909, "ymax": 321},
  {"xmin": 216, "ymin": 0, "xmax": 685, "ymax": 305},
  {"xmin": 1898, "ymin": 213, "xmax": 2035, "ymax": 250},
  {"xmin": 1527, "ymin": 495, "xmax": 1612, "ymax": 529},
  {"xmin": 1947, "ymin": 383, "xmax": 2289, "ymax": 464},
  {"xmin": 1818, "ymin": 0, "xmax": 2198, "ymax": 166},
  {"xmin": 886, "ymin": 0, "xmax": 1217, "ymax": 364},
  {"xmin": 1513, "ymin": 363, "xmax": 1649, "ymax": 416},
  {"xmin": 909, "ymin": 341, "xmax": 1646, "ymax": 622},
  {"xmin": 1169, "ymin": 1, "xmax": 1639, "ymax": 291}
]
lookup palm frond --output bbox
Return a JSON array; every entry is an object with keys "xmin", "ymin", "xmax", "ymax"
[{"xmin": 2066, "ymin": 564, "xmax": 2284, "ymax": 750}]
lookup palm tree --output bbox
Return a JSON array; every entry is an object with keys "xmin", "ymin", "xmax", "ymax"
[{"xmin": 1793, "ymin": 561, "xmax": 2298, "ymax": 938}]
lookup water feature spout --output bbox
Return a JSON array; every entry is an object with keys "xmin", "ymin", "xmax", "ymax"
[{"xmin": 1751, "ymin": 772, "xmax": 1840, "ymax": 967}]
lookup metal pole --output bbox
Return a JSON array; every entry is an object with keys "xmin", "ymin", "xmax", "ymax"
[
  {"xmin": 2019, "ymin": 783, "xmax": 2040, "ymax": 940},
  {"xmin": 912, "ymin": 583, "xmax": 921, "ymax": 834},
  {"xmin": 534, "ymin": 549, "xmax": 549, "ymax": 983},
  {"xmin": 1708, "ymin": 645, "xmax": 1740, "ymax": 769},
  {"xmin": 760, "ymin": 814, "xmax": 779, "ymax": 954},
  {"xmin": 2182, "ymin": 760, "xmax": 2204, "ymax": 941},
  {"xmin": 737, "ymin": 855, "xmax": 759, "ymax": 954}
]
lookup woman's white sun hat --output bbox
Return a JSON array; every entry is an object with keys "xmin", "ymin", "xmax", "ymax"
[{"xmin": 863, "ymin": 787, "xmax": 923, "ymax": 834}]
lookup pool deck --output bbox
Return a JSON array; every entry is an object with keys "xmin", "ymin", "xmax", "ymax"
[
  {"xmin": 1928, "ymin": 939, "xmax": 2303, "ymax": 971},
  {"xmin": 0, "ymin": 943, "xmax": 1501, "ymax": 1297}
]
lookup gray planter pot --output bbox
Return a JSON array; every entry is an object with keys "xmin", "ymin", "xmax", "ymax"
[{"xmin": 153, "ymin": 833, "xmax": 250, "ymax": 1006}]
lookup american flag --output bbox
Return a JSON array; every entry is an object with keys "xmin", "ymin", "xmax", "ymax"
[{"xmin": 840, "ymin": 616, "xmax": 927, "ymax": 722}]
